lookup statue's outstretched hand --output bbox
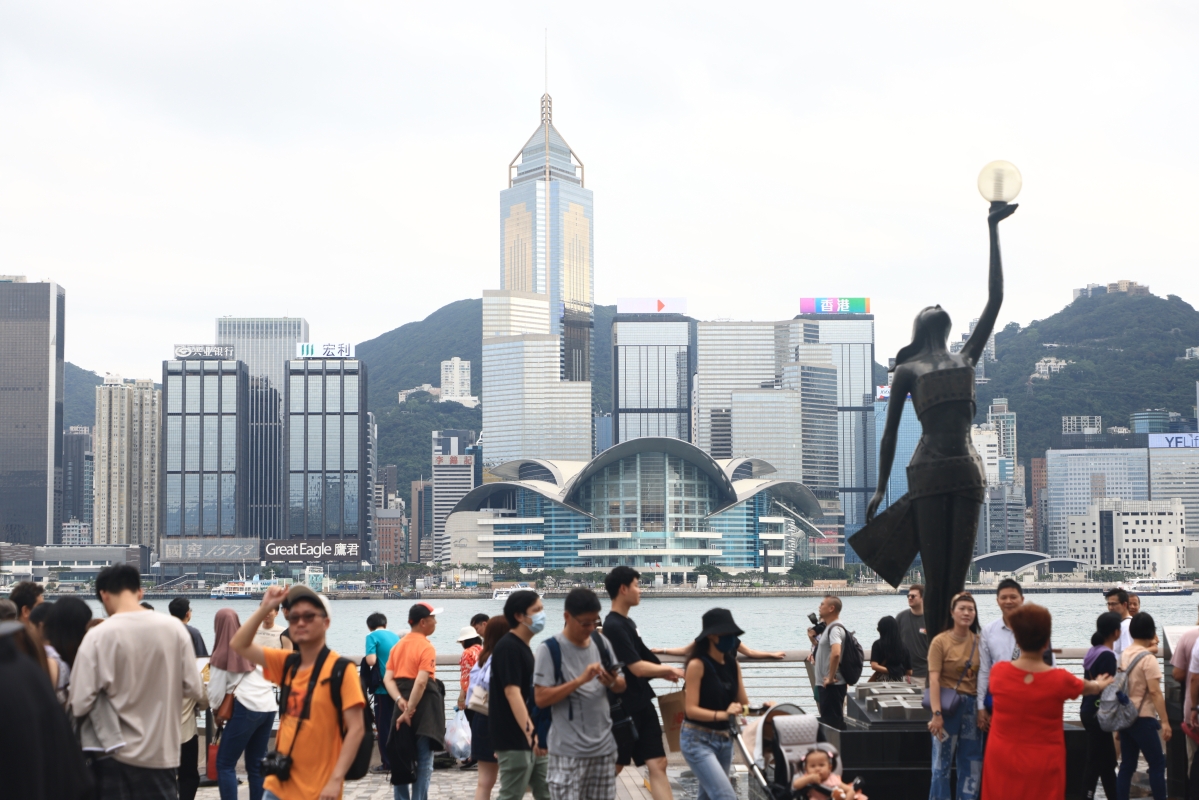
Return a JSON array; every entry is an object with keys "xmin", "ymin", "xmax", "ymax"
[
  {"xmin": 988, "ymin": 202, "xmax": 1018, "ymax": 225},
  {"xmin": 866, "ymin": 491, "xmax": 884, "ymax": 522}
]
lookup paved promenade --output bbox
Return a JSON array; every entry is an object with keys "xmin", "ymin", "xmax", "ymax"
[{"xmin": 195, "ymin": 763, "xmax": 655, "ymax": 800}]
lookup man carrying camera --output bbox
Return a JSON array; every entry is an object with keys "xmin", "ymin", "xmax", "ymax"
[
  {"xmin": 807, "ymin": 595, "xmax": 847, "ymax": 730},
  {"xmin": 232, "ymin": 584, "xmax": 366, "ymax": 800},
  {"xmin": 534, "ymin": 588, "xmax": 627, "ymax": 800}
]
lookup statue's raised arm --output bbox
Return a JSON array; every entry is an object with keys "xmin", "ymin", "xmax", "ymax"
[{"xmin": 960, "ymin": 201, "xmax": 1017, "ymax": 366}]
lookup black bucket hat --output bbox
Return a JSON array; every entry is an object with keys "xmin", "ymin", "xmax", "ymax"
[{"xmin": 698, "ymin": 607, "xmax": 744, "ymax": 639}]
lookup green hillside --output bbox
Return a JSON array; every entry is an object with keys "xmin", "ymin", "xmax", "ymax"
[
  {"xmin": 975, "ymin": 292, "xmax": 1199, "ymax": 462},
  {"xmin": 64, "ymin": 362, "xmax": 104, "ymax": 430}
]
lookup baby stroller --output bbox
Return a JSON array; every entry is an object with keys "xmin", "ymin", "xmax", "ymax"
[{"xmin": 765, "ymin": 715, "xmax": 861, "ymax": 800}]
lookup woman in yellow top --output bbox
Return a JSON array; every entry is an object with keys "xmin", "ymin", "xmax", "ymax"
[{"xmin": 926, "ymin": 593, "xmax": 982, "ymax": 800}]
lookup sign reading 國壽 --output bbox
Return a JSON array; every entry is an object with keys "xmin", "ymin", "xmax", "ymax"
[{"xmin": 799, "ymin": 298, "xmax": 871, "ymax": 314}]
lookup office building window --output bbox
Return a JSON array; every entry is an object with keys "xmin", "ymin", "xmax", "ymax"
[
  {"xmin": 165, "ymin": 474, "xmax": 181, "ymax": 535},
  {"xmin": 222, "ymin": 417, "xmax": 236, "ymax": 471},
  {"xmin": 325, "ymin": 474, "xmax": 342, "ymax": 536},
  {"xmin": 307, "ymin": 416, "xmax": 322, "ymax": 471},
  {"xmin": 289, "ymin": 417, "xmax": 304, "ymax": 471},
  {"xmin": 203, "ymin": 474, "xmax": 219, "ymax": 535},
  {"xmin": 185, "ymin": 417, "xmax": 200, "ymax": 471},
  {"xmin": 221, "ymin": 474, "xmax": 236, "ymax": 534},
  {"xmin": 307, "ymin": 474, "xmax": 322, "ymax": 537},
  {"xmin": 289, "ymin": 473, "xmax": 304, "ymax": 533},
  {"xmin": 184, "ymin": 476, "xmax": 200, "ymax": 535}
]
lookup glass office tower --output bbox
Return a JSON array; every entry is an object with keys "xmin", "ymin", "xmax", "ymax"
[
  {"xmin": 794, "ymin": 313, "xmax": 876, "ymax": 555},
  {"xmin": 160, "ymin": 359, "xmax": 250, "ymax": 539},
  {"xmin": 0, "ymin": 277, "xmax": 64, "ymax": 544},
  {"xmin": 612, "ymin": 314, "xmax": 696, "ymax": 443},
  {"xmin": 62, "ymin": 426, "xmax": 93, "ymax": 527},
  {"xmin": 216, "ymin": 318, "xmax": 309, "ymax": 540},
  {"xmin": 283, "ymin": 358, "xmax": 369, "ymax": 558},
  {"xmin": 500, "ymin": 95, "xmax": 594, "ymax": 381}
]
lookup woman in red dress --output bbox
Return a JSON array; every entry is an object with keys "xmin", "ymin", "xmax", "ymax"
[{"xmin": 981, "ymin": 604, "xmax": 1114, "ymax": 800}]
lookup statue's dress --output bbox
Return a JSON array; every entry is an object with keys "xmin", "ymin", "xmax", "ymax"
[{"xmin": 849, "ymin": 366, "xmax": 987, "ymax": 587}]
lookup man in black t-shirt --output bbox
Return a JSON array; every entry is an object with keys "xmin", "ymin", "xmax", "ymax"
[
  {"xmin": 490, "ymin": 589, "xmax": 550, "ymax": 800},
  {"xmin": 603, "ymin": 567, "xmax": 685, "ymax": 800}
]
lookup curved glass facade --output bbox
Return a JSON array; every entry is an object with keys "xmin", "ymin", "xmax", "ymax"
[{"xmin": 577, "ymin": 453, "xmax": 716, "ymax": 534}]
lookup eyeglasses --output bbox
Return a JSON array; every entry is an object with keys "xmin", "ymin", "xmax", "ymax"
[
  {"xmin": 572, "ymin": 617, "xmax": 601, "ymax": 629},
  {"xmin": 907, "ymin": 594, "xmax": 920, "ymax": 599},
  {"xmin": 286, "ymin": 611, "xmax": 324, "ymax": 625}
]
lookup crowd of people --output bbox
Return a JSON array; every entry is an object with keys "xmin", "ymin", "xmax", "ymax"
[
  {"xmin": 1, "ymin": 568, "xmax": 1193, "ymax": 800},
  {"xmin": 803, "ymin": 580, "xmax": 1191, "ymax": 800}
]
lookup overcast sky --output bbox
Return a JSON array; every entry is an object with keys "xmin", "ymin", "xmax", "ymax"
[{"xmin": 2, "ymin": 2, "xmax": 1197, "ymax": 379}]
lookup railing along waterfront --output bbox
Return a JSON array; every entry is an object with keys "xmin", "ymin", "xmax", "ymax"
[{"xmin": 428, "ymin": 646, "xmax": 1112, "ymax": 723}]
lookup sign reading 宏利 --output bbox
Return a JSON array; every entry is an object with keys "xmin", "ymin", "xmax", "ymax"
[
  {"xmin": 296, "ymin": 343, "xmax": 356, "ymax": 358},
  {"xmin": 261, "ymin": 540, "xmax": 362, "ymax": 561},
  {"xmin": 1149, "ymin": 433, "xmax": 1199, "ymax": 448},
  {"xmin": 162, "ymin": 538, "xmax": 259, "ymax": 562},
  {"xmin": 799, "ymin": 298, "xmax": 871, "ymax": 314},
  {"xmin": 173, "ymin": 344, "xmax": 235, "ymax": 360},
  {"xmin": 434, "ymin": 455, "xmax": 474, "ymax": 466}
]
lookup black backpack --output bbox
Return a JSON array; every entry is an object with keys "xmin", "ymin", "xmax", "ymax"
[
  {"xmin": 282, "ymin": 652, "xmax": 375, "ymax": 782},
  {"xmin": 827, "ymin": 623, "xmax": 865, "ymax": 685}
]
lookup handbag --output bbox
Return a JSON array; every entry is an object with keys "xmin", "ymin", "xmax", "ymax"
[
  {"xmin": 466, "ymin": 684, "xmax": 489, "ymax": 715},
  {"xmin": 921, "ymin": 634, "xmax": 977, "ymax": 716},
  {"xmin": 206, "ymin": 726, "xmax": 220, "ymax": 781},
  {"xmin": 215, "ymin": 693, "xmax": 236, "ymax": 725}
]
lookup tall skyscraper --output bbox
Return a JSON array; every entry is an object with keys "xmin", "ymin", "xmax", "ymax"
[
  {"xmin": 612, "ymin": 308, "xmax": 696, "ymax": 443},
  {"xmin": 282, "ymin": 355, "xmax": 369, "ymax": 566},
  {"xmin": 1031, "ymin": 457, "xmax": 1048, "ymax": 552},
  {"xmin": 500, "ymin": 94, "xmax": 594, "ymax": 381},
  {"xmin": 481, "ymin": 291, "xmax": 591, "ymax": 465},
  {"xmin": 62, "ymin": 426, "xmax": 93, "ymax": 527},
  {"xmin": 873, "ymin": 389, "xmax": 921, "ymax": 510},
  {"xmin": 160, "ymin": 356, "xmax": 249, "ymax": 541},
  {"xmin": 793, "ymin": 304, "xmax": 877, "ymax": 549},
  {"xmin": 432, "ymin": 429, "xmax": 479, "ymax": 563},
  {"xmin": 410, "ymin": 480, "xmax": 434, "ymax": 562},
  {"xmin": 988, "ymin": 398, "xmax": 1018, "ymax": 462},
  {"xmin": 1149, "ymin": 439, "xmax": 1199, "ymax": 548},
  {"xmin": 0, "ymin": 276, "xmax": 64, "ymax": 545},
  {"xmin": 215, "ymin": 318, "xmax": 309, "ymax": 540},
  {"xmin": 94, "ymin": 377, "xmax": 161, "ymax": 547}
]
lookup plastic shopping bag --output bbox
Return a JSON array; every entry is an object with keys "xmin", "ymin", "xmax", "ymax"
[{"xmin": 445, "ymin": 710, "xmax": 472, "ymax": 760}]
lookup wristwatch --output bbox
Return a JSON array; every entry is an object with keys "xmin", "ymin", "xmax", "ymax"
[{"xmin": 933, "ymin": 711, "xmax": 942, "ymax": 717}]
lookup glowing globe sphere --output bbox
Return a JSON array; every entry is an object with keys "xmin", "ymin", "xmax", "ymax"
[{"xmin": 977, "ymin": 161, "xmax": 1022, "ymax": 202}]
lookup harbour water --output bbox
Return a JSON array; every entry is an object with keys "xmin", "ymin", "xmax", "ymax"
[{"xmin": 91, "ymin": 591, "xmax": 1199, "ymax": 657}]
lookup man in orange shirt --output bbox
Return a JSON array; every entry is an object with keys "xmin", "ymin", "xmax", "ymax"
[
  {"xmin": 232, "ymin": 584, "xmax": 365, "ymax": 800},
  {"xmin": 384, "ymin": 603, "xmax": 446, "ymax": 800}
]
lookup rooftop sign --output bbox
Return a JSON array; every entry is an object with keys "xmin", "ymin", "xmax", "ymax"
[
  {"xmin": 617, "ymin": 298, "xmax": 687, "ymax": 314},
  {"xmin": 1150, "ymin": 434, "xmax": 1199, "ymax": 448},
  {"xmin": 800, "ymin": 298, "xmax": 871, "ymax": 314},
  {"xmin": 297, "ymin": 343, "xmax": 356, "ymax": 358},
  {"xmin": 173, "ymin": 345, "xmax": 235, "ymax": 360},
  {"xmin": 262, "ymin": 539, "xmax": 362, "ymax": 561}
]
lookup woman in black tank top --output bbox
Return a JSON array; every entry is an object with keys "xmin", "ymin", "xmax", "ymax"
[{"xmin": 680, "ymin": 609, "xmax": 750, "ymax": 800}]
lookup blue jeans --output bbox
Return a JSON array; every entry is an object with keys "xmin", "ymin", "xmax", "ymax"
[
  {"xmin": 375, "ymin": 693, "xmax": 396, "ymax": 768},
  {"xmin": 393, "ymin": 734, "xmax": 435, "ymax": 800},
  {"xmin": 930, "ymin": 701, "xmax": 981, "ymax": 800},
  {"xmin": 217, "ymin": 699, "xmax": 276, "ymax": 800},
  {"xmin": 1118, "ymin": 717, "xmax": 1166, "ymax": 800},
  {"xmin": 680, "ymin": 724, "xmax": 736, "ymax": 800}
]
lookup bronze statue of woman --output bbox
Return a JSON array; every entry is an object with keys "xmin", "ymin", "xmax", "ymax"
[{"xmin": 849, "ymin": 199, "xmax": 1017, "ymax": 639}]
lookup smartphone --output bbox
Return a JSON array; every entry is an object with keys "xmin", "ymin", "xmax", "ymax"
[
  {"xmin": 935, "ymin": 728, "xmax": 949, "ymax": 743},
  {"xmin": 607, "ymin": 661, "xmax": 625, "ymax": 674}
]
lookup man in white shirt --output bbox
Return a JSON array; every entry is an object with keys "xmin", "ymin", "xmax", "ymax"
[
  {"xmin": 1106, "ymin": 589, "xmax": 1134, "ymax": 656},
  {"xmin": 70, "ymin": 564, "xmax": 204, "ymax": 799},
  {"xmin": 977, "ymin": 579, "xmax": 1054, "ymax": 732}
]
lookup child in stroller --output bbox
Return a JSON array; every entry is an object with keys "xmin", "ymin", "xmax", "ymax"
[{"xmin": 790, "ymin": 749, "xmax": 864, "ymax": 800}]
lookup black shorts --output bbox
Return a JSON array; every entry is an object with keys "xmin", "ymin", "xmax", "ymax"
[
  {"xmin": 469, "ymin": 710, "xmax": 497, "ymax": 763},
  {"xmin": 617, "ymin": 702, "xmax": 667, "ymax": 766}
]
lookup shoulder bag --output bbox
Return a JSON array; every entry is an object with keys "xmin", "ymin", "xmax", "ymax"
[{"xmin": 921, "ymin": 634, "xmax": 976, "ymax": 716}]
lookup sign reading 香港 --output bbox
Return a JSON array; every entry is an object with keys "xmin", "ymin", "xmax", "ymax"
[
  {"xmin": 1150, "ymin": 433, "xmax": 1199, "ymax": 448},
  {"xmin": 799, "ymin": 298, "xmax": 871, "ymax": 314},
  {"xmin": 261, "ymin": 540, "xmax": 362, "ymax": 561}
]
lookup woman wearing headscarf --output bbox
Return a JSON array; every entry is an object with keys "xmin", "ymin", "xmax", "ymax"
[{"xmin": 209, "ymin": 608, "xmax": 278, "ymax": 800}]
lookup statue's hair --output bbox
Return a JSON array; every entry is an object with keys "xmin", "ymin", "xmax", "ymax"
[{"xmin": 892, "ymin": 306, "xmax": 949, "ymax": 370}]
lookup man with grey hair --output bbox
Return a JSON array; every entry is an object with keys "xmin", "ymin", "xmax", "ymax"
[{"xmin": 808, "ymin": 595, "xmax": 847, "ymax": 729}]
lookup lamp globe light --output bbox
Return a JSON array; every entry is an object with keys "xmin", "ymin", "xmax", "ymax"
[{"xmin": 977, "ymin": 161, "xmax": 1022, "ymax": 202}]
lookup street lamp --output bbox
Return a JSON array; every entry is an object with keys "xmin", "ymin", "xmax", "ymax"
[{"xmin": 977, "ymin": 160, "xmax": 1022, "ymax": 203}]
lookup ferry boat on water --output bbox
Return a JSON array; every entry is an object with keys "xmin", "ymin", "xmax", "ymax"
[
  {"xmin": 210, "ymin": 580, "xmax": 259, "ymax": 599},
  {"xmin": 1113, "ymin": 577, "xmax": 1192, "ymax": 596},
  {"xmin": 492, "ymin": 582, "xmax": 532, "ymax": 600}
]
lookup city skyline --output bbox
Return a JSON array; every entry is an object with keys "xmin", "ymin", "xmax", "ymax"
[{"xmin": 4, "ymin": 5, "xmax": 1198, "ymax": 379}]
